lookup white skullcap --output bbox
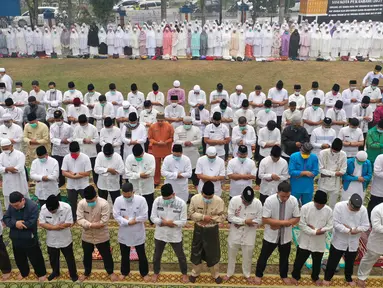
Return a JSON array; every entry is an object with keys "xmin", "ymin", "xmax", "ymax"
[
  {"xmin": 173, "ymin": 80, "xmax": 180, "ymax": 87},
  {"xmin": 236, "ymin": 85, "xmax": 243, "ymax": 90},
  {"xmin": 356, "ymin": 151, "xmax": 368, "ymax": 162},
  {"xmin": 2, "ymin": 113, "xmax": 11, "ymax": 121},
  {"xmin": 206, "ymin": 146, "xmax": 217, "ymax": 156},
  {"xmin": 51, "ymin": 101, "xmax": 59, "ymax": 107},
  {"xmin": 183, "ymin": 116, "xmax": 192, "ymax": 122},
  {"xmin": 0, "ymin": 68, "xmax": 5, "ymax": 72},
  {"xmin": 193, "ymin": 85, "xmax": 200, "ymax": 92},
  {"xmin": 122, "ymin": 101, "xmax": 130, "ymax": 108},
  {"xmin": 197, "ymin": 99, "xmax": 204, "ymax": 104},
  {"xmin": 1, "ymin": 139, "xmax": 11, "ymax": 146}
]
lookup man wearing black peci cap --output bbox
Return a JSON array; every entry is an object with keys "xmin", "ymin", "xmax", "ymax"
[
  {"xmin": 120, "ymin": 111, "xmax": 147, "ymax": 161},
  {"xmin": 362, "ymin": 64, "xmax": 383, "ymax": 87},
  {"xmin": 352, "ymin": 96, "xmax": 373, "ymax": 150},
  {"xmin": 99, "ymin": 117, "xmax": 122, "ymax": 152},
  {"xmin": 305, "ymin": 81, "xmax": 325, "ymax": 107},
  {"xmin": 256, "ymin": 99, "xmax": 277, "ymax": 133},
  {"xmin": 84, "ymin": 83, "xmax": 101, "ymax": 124},
  {"xmin": 303, "ymin": 97, "xmax": 324, "ymax": 136},
  {"xmin": 204, "ymin": 111, "xmax": 231, "ymax": 160},
  {"xmin": 362, "ymin": 78, "xmax": 382, "ymax": 117},
  {"xmin": 337, "ymin": 117, "xmax": 364, "ymax": 158},
  {"xmin": 323, "ymin": 193, "xmax": 369, "ymax": 286},
  {"xmin": 341, "ymin": 80, "xmax": 362, "ymax": 118},
  {"xmin": 325, "ymin": 100, "xmax": 347, "ymax": 136},
  {"xmin": 209, "ymin": 83, "xmax": 229, "ymax": 111},
  {"xmin": 268, "ymin": 80, "xmax": 289, "ymax": 128},
  {"xmin": 165, "ymin": 95, "xmax": 186, "ymax": 129},
  {"xmin": 324, "ymin": 83, "xmax": 341, "ymax": 113},
  {"xmin": 288, "ymin": 84, "xmax": 306, "ymax": 113},
  {"xmin": 310, "ymin": 117, "xmax": 336, "ymax": 155},
  {"xmin": 234, "ymin": 99, "xmax": 255, "ymax": 126},
  {"xmin": 92, "ymin": 94, "xmax": 114, "ymax": 132}
]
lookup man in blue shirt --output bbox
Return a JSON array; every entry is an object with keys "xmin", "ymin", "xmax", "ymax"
[{"xmin": 289, "ymin": 142, "xmax": 319, "ymax": 205}]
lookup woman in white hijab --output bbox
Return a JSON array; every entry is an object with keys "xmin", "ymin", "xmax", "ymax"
[
  {"xmin": 24, "ymin": 27, "xmax": 35, "ymax": 56},
  {"xmin": 114, "ymin": 26, "xmax": 125, "ymax": 56},
  {"xmin": 79, "ymin": 27, "xmax": 89, "ymax": 55},
  {"xmin": 15, "ymin": 26, "xmax": 27, "ymax": 55},
  {"xmin": 146, "ymin": 26, "xmax": 156, "ymax": 57},
  {"xmin": 33, "ymin": 26, "xmax": 44, "ymax": 54},
  {"xmin": 69, "ymin": 28, "xmax": 80, "ymax": 56},
  {"xmin": 43, "ymin": 27, "xmax": 53, "ymax": 56},
  {"xmin": 52, "ymin": 26, "xmax": 62, "ymax": 56},
  {"xmin": 106, "ymin": 27, "xmax": 115, "ymax": 56},
  {"xmin": 98, "ymin": 27, "xmax": 107, "ymax": 55},
  {"xmin": 6, "ymin": 27, "xmax": 16, "ymax": 55}
]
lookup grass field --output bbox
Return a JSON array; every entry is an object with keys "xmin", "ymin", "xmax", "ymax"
[{"xmin": 1, "ymin": 59, "xmax": 379, "ymax": 104}]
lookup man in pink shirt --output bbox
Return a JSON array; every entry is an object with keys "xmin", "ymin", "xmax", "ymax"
[{"xmin": 167, "ymin": 80, "xmax": 185, "ymax": 105}]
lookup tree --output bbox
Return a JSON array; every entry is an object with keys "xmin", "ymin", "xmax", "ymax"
[
  {"xmin": 161, "ymin": 0, "xmax": 167, "ymax": 22},
  {"xmin": 89, "ymin": 0, "xmax": 118, "ymax": 26},
  {"xmin": 25, "ymin": 0, "xmax": 39, "ymax": 28}
]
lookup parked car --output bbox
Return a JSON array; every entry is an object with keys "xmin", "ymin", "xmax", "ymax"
[
  {"xmin": 139, "ymin": 1, "xmax": 162, "ymax": 10},
  {"xmin": 289, "ymin": 2, "xmax": 300, "ymax": 12},
  {"xmin": 113, "ymin": 0, "xmax": 140, "ymax": 11},
  {"xmin": 13, "ymin": 7, "xmax": 58, "ymax": 27}
]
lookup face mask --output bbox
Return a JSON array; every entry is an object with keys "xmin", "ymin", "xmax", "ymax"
[
  {"xmin": 323, "ymin": 127, "xmax": 330, "ymax": 131},
  {"xmin": 198, "ymin": 105, "xmax": 204, "ymax": 111},
  {"xmin": 124, "ymin": 197, "xmax": 133, "ymax": 202},
  {"xmin": 3, "ymin": 150, "xmax": 11, "ymax": 155},
  {"xmin": 111, "ymin": 91, "xmax": 116, "ymax": 95},
  {"xmin": 350, "ymin": 87, "xmax": 356, "ymax": 91},
  {"xmin": 220, "ymin": 109, "xmax": 226, "ymax": 113},
  {"xmin": 208, "ymin": 157, "xmax": 216, "ymax": 163},
  {"xmin": 105, "ymin": 155, "xmax": 113, "ymax": 160},
  {"xmin": 171, "ymin": 103, "xmax": 177, "ymax": 108},
  {"xmin": 39, "ymin": 157, "xmax": 47, "ymax": 163},
  {"xmin": 265, "ymin": 108, "xmax": 271, "ymax": 113},
  {"xmin": 69, "ymin": 89, "xmax": 75, "ymax": 93},
  {"xmin": 71, "ymin": 153, "xmax": 79, "ymax": 160},
  {"xmin": 0, "ymin": 88, "xmax": 5, "ymax": 93},
  {"xmin": 29, "ymin": 103, "xmax": 36, "ymax": 108},
  {"xmin": 87, "ymin": 201, "xmax": 96, "ymax": 207},
  {"xmin": 313, "ymin": 106, "xmax": 319, "ymax": 111},
  {"xmin": 135, "ymin": 157, "xmax": 143, "ymax": 162},
  {"xmin": 238, "ymin": 157, "xmax": 246, "ymax": 163},
  {"xmin": 173, "ymin": 155, "xmax": 181, "ymax": 161},
  {"xmin": 372, "ymin": 86, "xmax": 377, "ymax": 90},
  {"xmin": 146, "ymin": 109, "xmax": 152, "ymax": 113},
  {"xmin": 203, "ymin": 197, "xmax": 213, "ymax": 204},
  {"xmin": 377, "ymin": 128, "xmax": 383, "ymax": 133},
  {"xmin": 301, "ymin": 153, "xmax": 310, "ymax": 159},
  {"xmin": 239, "ymin": 126, "xmax": 247, "ymax": 131},
  {"xmin": 130, "ymin": 123, "xmax": 137, "ymax": 127},
  {"xmin": 123, "ymin": 108, "xmax": 129, "ymax": 112},
  {"xmin": 362, "ymin": 105, "xmax": 368, "ymax": 109},
  {"xmin": 30, "ymin": 123, "xmax": 37, "ymax": 128},
  {"xmin": 16, "ymin": 88, "xmax": 22, "ymax": 92},
  {"xmin": 294, "ymin": 92, "xmax": 300, "ymax": 96},
  {"xmin": 4, "ymin": 122, "xmax": 11, "ymax": 128},
  {"xmin": 356, "ymin": 160, "xmax": 365, "ymax": 165},
  {"xmin": 50, "ymin": 88, "xmax": 56, "ymax": 93},
  {"xmin": 56, "ymin": 121, "xmax": 64, "ymax": 126},
  {"xmin": 312, "ymin": 90, "xmax": 317, "ymax": 94},
  {"xmin": 213, "ymin": 122, "xmax": 220, "ymax": 127},
  {"xmin": 100, "ymin": 103, "xmax": 105, "ymax": 107},
  {"xmin": 184, "ymin": 124, "xmax": 192, "ymax": 130},
  {"xmin": 163, "ymin": 198, "xmax": 174, "ymax": 206}
]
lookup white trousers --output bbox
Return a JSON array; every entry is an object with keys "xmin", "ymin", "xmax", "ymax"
[
  {"xmin": 357, "ymin": 248, "xmax": 380, "ymax": 281},
  {"xmin": 321, "ymin": 189, "xmax": 339, "ymax": 209},
  {"xmin": 227, "ymin": 243, "xmax": 254, "ymax": 278}
]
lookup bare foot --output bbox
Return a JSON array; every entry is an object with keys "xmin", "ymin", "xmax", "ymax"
[
  {"xmin": 2, "ymin": 273, "xmax": 11, "ymax": 281},
  {"xmin": 348, "ymin": 281, "xmax": 356, "ymax": 286},
  {"xmin": 181, "ymin": 274, "xmax": 189, "ymax": 283},
  {"xmin": 118, "ymin": 274, "xmax": 129, "ymax": 281},
  {"xmin": 38, "ymin": 276, "xmax": 46, "ymax": 282},
  {"xmin": 152, "ymin": 274, "xmax": 159, "ymax": 282},
  {"xmin": 110, "ymin": 273, "xmax": 118, "ymax": 282},
  {"xmin": 291, "ymin": 278, "xmax": 299, "ymax": 286},
  {"xmin": 79, "ymin": 275, "xmax": 89, "ymax": 282},
  {"xmin": 254, "ymin": 276, "xmax": 262, "ymax": 285},
  {"xmin": 356, "ymin": 279, "xmax": 366, "ymax": 288},
  {"xmin": 223, "ymin": 275, "xmax": 231, "ymax": 281},
  {"xmin": 322, "ymin": 280, "xmax": 331, "ymax": 286},
  {"xmin": 314, "ymin": 279, "xmax": 323, "ymax": 286},
  {"xmin": 16, "ymin": 274, "xmax": 24, "ymax": 280},
  {"xmin": 143, "ymin": 275, "xmax": 150, "ymax": 282},
  {"xmin": 246, "ymin": 276, "xmax": 255, "ymax": 284},
  {"xmin": 282, "ymin": 277, "xmax": 291, "ymax": 285}
]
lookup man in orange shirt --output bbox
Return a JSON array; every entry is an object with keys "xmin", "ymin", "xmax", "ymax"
[{"xmin": 148, "ymin": 113, "xmax": 174, "ymax": 186}]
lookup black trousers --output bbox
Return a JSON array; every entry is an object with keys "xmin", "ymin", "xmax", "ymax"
[
  {"xmin": 202, "ymin": 138, "xmax": 206, "ymax": 155},
  {"xmin": 190, "ymin": 168, "xmax": 199, "ymax": 187},
  {"xmin": 367, "ymin": 195, "xmax": 383, "ymax": 221},
  {"xmin": 38, "ymin": 193, "xmax": 61, "ymax": 209},
  {"xmin": 255, "ymin": 155, "xmax": 265, "ymax": 186},
  {"xmin": 292, "ymin": 246, "xmax": 323, "ymax": 281},
  {"xmin": 0, "ymin": 235, "xmax": 11, "ymax": 274},
  {"xmin": 82, "ymin": 240, "xmax": 114, "ymax": 276},
  {"xmin": 13, "ymin": 243, "xmax": 46, "ymax": 278},
  {"xmin": 144, "ymin": 138, "xmax": 149, "ymax": 153},
  {"xmin": 143, "ymin": 193, "xmax": 154, "ymax": 224},
  {"xmin": 48, "ymin": 243, "xmax": 78, "ymax": 281},
  {"xmin": 98, "ymin": 189, "xmax": 120, "ymax": 204},
  {"xmin": 260, "ymin": 193, "xmax": 268, "ymax": 205},
  {"xmin": 324, "ymin": 245, "xmax": 357, "ymax": 282},
  {"xmin": 276, "ymin": 116, "xmax": 282, "ymax": 130},
  {"xmin": 359, "ymin": 132, "xmax": 367, "ymax": 151},
  {"xmin": 153, "ymin": 239, "xmax": 187, "ymax": 275},
  {"xmin": 120, "ymin": 243, "xmax": 149, "ymax": 277},
  {"xmin": 67, "ymin": 189, "xmax": 84, "ymax": 221},
  {"xmin": 52, "ymin": 155, "xmax": 65, "ymax": 187},
  {"xmin": 255, "ymin": 239, "xmax": 291, "ymax": 278},
  {"xmin": 90, "ymin": 157, "xmax": 98, "ymax": 185}
]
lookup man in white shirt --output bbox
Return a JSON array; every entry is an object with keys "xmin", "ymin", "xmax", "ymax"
[
  {"xmin": 0, "ymin": 68, "xmax": 13, "ymax": 93},
  {"xmin": 116, "ymin": 101, "xmax": 137, "ymax": 127},
  {"xmin": 50, "ymin": 111, "xmax": 73, "ymax": 187},
  {"xmin": 61, "ymin": 141, "xmax": 92, "ymax": 221},
  {"xmin": 4, "ymin": 98, "xmax": 23, "ymax": 126},
  {"xmin": 120, "ymin": 112, "xmax": 147, "ymax": 161},
  {"xmin": 323, "ymin": 194, "xmax": 370, "ymax": 287},
  {"xmin": 352, "ymin": 96, "xmax": 373, "ymax": 147},
  {"xmin": 368, "ymin": 154, "xmax": 383, "ymax": 219},
  {"xmin": 105, "ymin": 83, "xmax": 123, "ymax": 116},
  {"xmin": 113, "ymin": 183, "xmax": 149, "ymax": 281},
  {"xmin": 324, "ymin": 84, "xmax": 341, "ymax": 113},
  {"xmin": 125, "ymin": 144, "xmax": 155, "ymax": 222},
  {"xmin": 254, "ymin": 181, "xmax": 300, "ymax": 285},
  {"xmin": 288, "ymin": 84, "xmax": 305, "ymax": 114},
  {"xmin": 191, "ymin": 101, "xmax": 210, "ymax": 143},
  {"xmin": 282, "ymin": 101, "xmax": 301, "ymax": 129},
  {"xmin": 188, "ymin": 85, "xmax": 207, "ymax": 113},
  {"xmin": 326, "ymin": 100, "xmax": 347, "ymax": 136},
  {"xmin": 29, "ymin": 80, "xmax": 45, "ymax": 105},
  {"xmin": 305, "ymin": 81, "xmax": 325, "ymax": 107},
  {"xmin": 151, "ymin": 183, "xmax": 188, "ymax": 283},
  {"xmin": 0, "ymin": 83, "xmax": 11, "ymax": 106},
  {"xmin": 128, "ymin": 83, "xmax": 145, "ymax": 115},
  {"xmin": 310, "ymin": 117, "xmax": 337, "ymax": 155},
  {"xmin": 12, "ymin": 81, "xmax": 28, "ymax": 111},
  {"xmin": 357, "ymin": 202, "xmax": 383, "ymax": 287},
  {"xmin": 93, "ymin": 95, "xmax": 115, "ymax": 131},
  {"xmin": 204, "ymin": 112, "xmax": 230, "ymax": 160},
  {"xmin": 227, "ymin": 145, "xmax": 257, "ymax": 198},
  {"xmin": 195, "ymin": 147, "xmax": 226, "ymax": 197},
  {"xmin": 232, "ymin": 114, "xmax": 256, "ymax": 157},
  {"xmin": 0, "ymin": 198, "xmax": 11, "ymax": 280},
  {"xmin": 248, "ymin": 85, "xmax": 266, "ymax": 119},
  {"xmin": 229, "ymin": 85, "xmax": 247, "ymax": 113},
  {"xmin": 0, "ymin": 113, "xmax": 23, "ymax": 151},
  {"xmin": 67, "ymin": 97, "xmax": 90, "ymax": 127},
  {"xmin": 302, "ymin": 97, "xmax": 324, "ymax": 136},
  {"xmin": 147, "ymin": 82, "xmax": 165, "ymax": 113},
  {"xmin": 62, "ymin": 81, "xmax": 83, "ymax": 105},
  {"xmin": 258, "ymin": 145, "xmax": 289, "ymax": 204},
  {"xmin": 225, "ymin": 187, "xmax": 262, "ymax": 283},
  {"xmin": 362, "ymin": 78, "xmax": 382, "ymax": 117},
  {"xmin": 73, "ymin": 114, "xmax": 99, "ymax": 184},
  {"xmin": 46, "ymin": 101, "xmax": 68, "ymax": 124},
  {"xmin": 161, "ymin": 144, "xmax": 192, "ymax": 203},
  {"xmin": 258, "ymin": 120, "xmax": 281, "ymax": 161},
  {"xmin": 211, "ymin": 99, "xmax": 234, "ymax": 132},
  {"xmin": 233, "ymin": 99, "xmax": 255, "ymax": 126},
  {"xmin": 362, "ymin": 64, "xmax": 383, "ymax": 87},
  {"xmin": 95, "ymin": 143, "xmax": 124, "ymax": 204},
  {"xmin": 30, "ymin": 146, "xmax": 60, "ymax": 207},
  {"xmin": 291, "ymin": 190, "xmax": 333, "ymax": 286},
  {"xmin": 39, "ymin": 195, "xmax": 78, "ymax": 282},
  {"xmin": 83, "ymin": 84, "xmax": 101, "ymax": 125},
  {"xmin": 99, "ymin": 117, "xmax": 122, "ymax": 150},
  {"xmin": 139, "ymin": 100, "xmax": 158, "ymax": 135},
  {"xmin": 44, "ymin": 82, "xmax": 63, "ymax": 108},
  {"xmin": 256, "ymin": 99, "xmax": 277, "ymax": 133},
  {"xmin": 268, "ymin": 80, "xmax": 289, "ymax": 128},
  {"xmin": 174, "ymin": 118, "xmax": 202, "ymax": 190},
  {"xmin": 165, "ymin": 95, "xmax": 185, "ymax": 129},
  {"xmin": 342, "ymin": 80, "xmax": 362, "ymax": 118},
  {"xmin": 209, "ymin": 83, "xmax": 229, "ymax": 111},
  {"xmin": 338, "ymin": 118, "xmax": 364, "ymax": 157}
]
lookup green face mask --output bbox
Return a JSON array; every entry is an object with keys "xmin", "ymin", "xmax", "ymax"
[
  {"xmin": 184, "ymin": 124, "xmax": 192, "ymax": 130},
  {"xmin": 135, "ymin": 157, "xmax": 143, "ymax": 162},
  {"xmin": 356, "ymin": 160, "xmax": 365, "ymax": 165},
  {"xmin": 313, "ymin": 106, "xmax": 319, "ymax": 111},
  {"xmin": 30, "ymin": 123, "xmax": 38, "ymax": 128},
  {"xmin": 239, "ymin": 126, "xmax": 247, "ymax": 131},
  {"xmin": 163, "ymin": 198, "xmax": 174, "ymax": 206},
  {"xmin": 100, "ymin": 103, "xmax": 106, "ymax": 107},
  {"xmin": 265, "ymin": 108, "xmax": 271, "ymax": 113}
]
